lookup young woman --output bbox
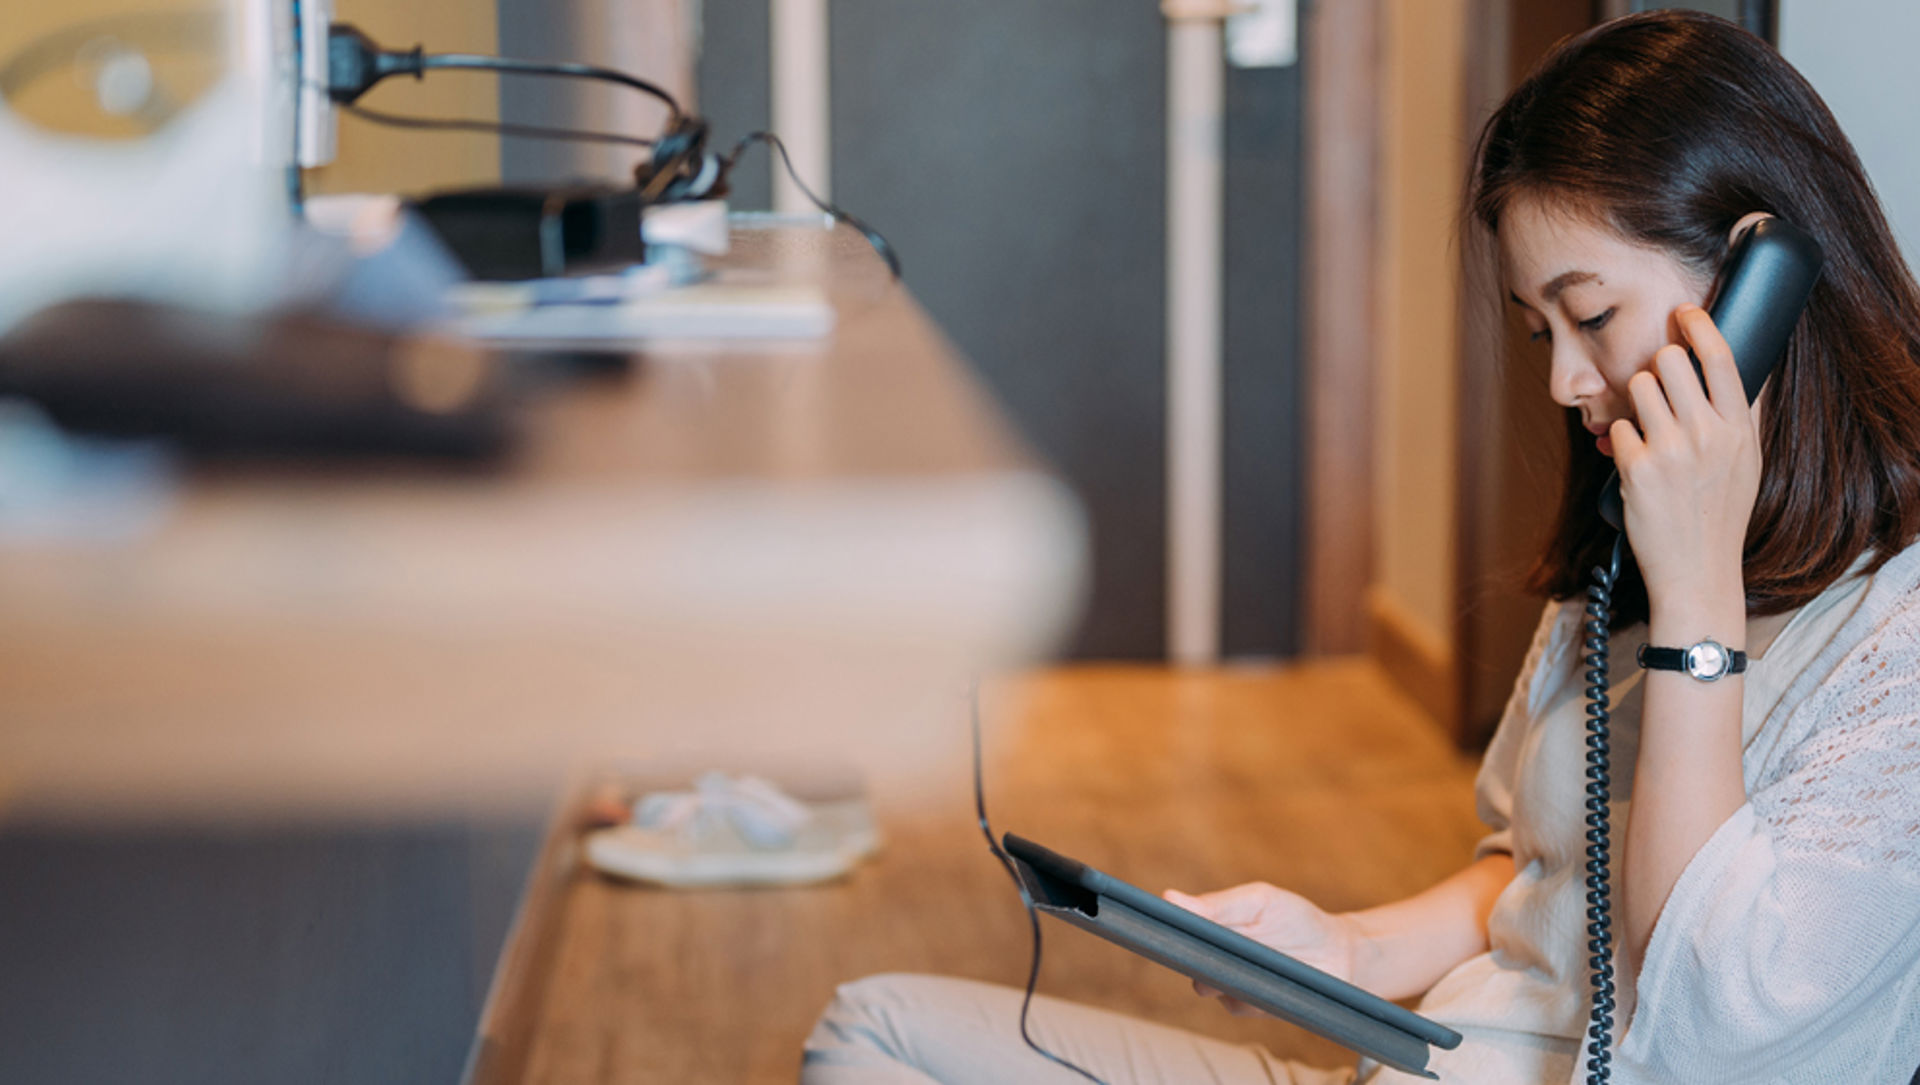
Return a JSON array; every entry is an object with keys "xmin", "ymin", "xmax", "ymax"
[{"xmin": 800, "ymin": 12, "xmax": 1920, "ymax": 1083}]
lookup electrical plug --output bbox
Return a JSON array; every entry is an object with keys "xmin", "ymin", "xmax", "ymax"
[{"xmin": 325, "ymin": 23, "xmax": 423, "ymax": 105}]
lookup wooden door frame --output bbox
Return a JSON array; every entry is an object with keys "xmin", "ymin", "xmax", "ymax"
[
  {"xmin": 1452, "ymin": 0, "xmax": 1600, "ymax": 745},
  {"xmin": 1298, "ymin": 0, "xmax": 1589, "ymax": 738},
  {"xmin": 1300, "ymin": 0, "xmax": 1382, "ymax": 656}
]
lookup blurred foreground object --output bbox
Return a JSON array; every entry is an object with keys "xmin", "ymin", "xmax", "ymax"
[
  {"xmin": 0, "ymin": 224, "xmax": 1086, "ymax": 819},
  {"xmin": 0, "ymin": 300, "xmax": 513, "ymax": 461},
  {"xmin": 0, "ymin": 399, "xmax": 175, "ymax": 543},
  {"xmin": 0, "ymin": 0, "xmax": 290, "ymax": 337}
]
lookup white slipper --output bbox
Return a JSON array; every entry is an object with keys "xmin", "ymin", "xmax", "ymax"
[{"xmin": 584, "ymin": 771, "xmax": 881, "ymax": 888}]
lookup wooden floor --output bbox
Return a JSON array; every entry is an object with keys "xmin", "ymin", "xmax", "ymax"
[{"xmin": 509, "ymin": 661, "xmax": 1487, "ymax": 1084}]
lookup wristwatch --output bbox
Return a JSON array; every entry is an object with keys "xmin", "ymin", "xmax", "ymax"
[{"xmin": 1636, "ymin": 638, "xmax": 1747, "ymax": 682}]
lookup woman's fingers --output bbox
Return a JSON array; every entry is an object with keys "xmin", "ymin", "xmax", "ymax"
[
  {"xmin": 1623, "ymin": 307, "xmax": 1758, "ymax": 481},
  {"xmin": 1165, "ymin": 883, "xmax": 1272, "ymax": 929},
  {"xmin": 1650, "ymin": 342, "xmax": 1713, "ymax": 429},
  {"xmin": 1162, "ymin": 888, "xmax": 1211, "ymax": 921},
  {"xmin": 1626, "ymin": 367, "xmax": 1676, "ymax": 443},
  {"xmin": 1187, "ymin": 980, "xmax": 1257, "ymax": 1016},
  {"xmin": 1674, "ymin": 303, "xmax": 1752, "ymax": 418},
  {"xmin": 1609, "ymin": 417, "xmax": 1646, "ymax": 465},
  {"xmin": 1626, "ymin": 306, "xmax": 1756, "ymax": 458}
]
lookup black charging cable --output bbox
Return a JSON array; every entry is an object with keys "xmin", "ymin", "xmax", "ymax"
[
  {"xmin": 1582, "ymin": 532, "xmax": 1628, "ymax": 1084},
  {"xmin": 324, "ymin": 24, "xmax": 683, "ymax": 127},
  {"xmin": 723, "ymin": 131, "xmax": 902, "ymax": 280},
  {"xmin": 320, "ymin": 25, "xmax": 900, "ymax": 279},
  {"xmin": 970, "ymin": 686, "xmax": 1107, "ymax": 1085},
  {"xmin": 324, "ymin": 23, "xmax": 713, "ymax": 205}
]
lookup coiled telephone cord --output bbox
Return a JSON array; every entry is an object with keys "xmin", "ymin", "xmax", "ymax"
[{"xmin": 1582, "ymin": 532, "xmax": 1627, "ymax": 1084}]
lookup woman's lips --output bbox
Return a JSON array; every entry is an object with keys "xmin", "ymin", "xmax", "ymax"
[{"xmin": 1588, "ymin": 422, "xmax": 1614, "ymax": 458}]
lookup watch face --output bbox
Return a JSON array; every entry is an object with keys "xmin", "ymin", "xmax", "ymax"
[{"xmin": 1685, "ymin": 640, "xmax": 1729, "ymax": 681}]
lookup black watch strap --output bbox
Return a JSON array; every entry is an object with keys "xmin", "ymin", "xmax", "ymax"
[{"xmin": 1637, "ymin": 641, "xmax": 1748, "ymax": 680}]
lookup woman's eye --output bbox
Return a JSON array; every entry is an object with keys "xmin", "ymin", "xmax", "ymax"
[
  {"xmin": 1529, "ymin": 327, "xmax": 1551, "ymax": 343},
  {"xmin": 1578, "ymin": 308, "xmax": 1616, "ymax": 333}
]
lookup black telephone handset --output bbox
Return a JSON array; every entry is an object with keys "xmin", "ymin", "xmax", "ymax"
[
  {"xmin": 1596, "ymin": 218, "xmax": 1825, "ymax": 530},
  {"xmin": 1580, "ymin": 216, "xmax": 1823, "ymax": 1085}
]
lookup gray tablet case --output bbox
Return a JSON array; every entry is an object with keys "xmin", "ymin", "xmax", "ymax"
[{"xmin": 1003, "ymin": 833, "xmax": 1462, "ymax": 1080}]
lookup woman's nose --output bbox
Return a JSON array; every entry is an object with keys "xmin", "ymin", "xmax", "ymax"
[{"xmin": 1548, "ymin": 344, "xmax": 1605, "ymax": 409}]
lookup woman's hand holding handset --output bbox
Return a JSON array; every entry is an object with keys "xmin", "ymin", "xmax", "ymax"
[
  {"xmin": 1611, "ymin": 304, "xmax": 1762, "ymax": 614},
  {"xmin": 1161, "ymin": 883, "xmax": 1366, "ymax": 1015}
]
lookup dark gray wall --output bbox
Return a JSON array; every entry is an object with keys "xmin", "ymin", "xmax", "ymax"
[
  {"xmin": 700, "ymin": 2, "xmax": 1304, "ymax": 658},
  {"xmin": 821, "ymin": 1, "xmax": 1171, "ymax": 658},
  {"xmin": 495, "ymin": 2, "xmax": 1305, "ymax": 655},
  {"xmin": 0, "ymin": 819, "xmax": 538, "ymax": 1085},
  {"xmin": 1221, "ymin": 61, "xmax": 1304, "ymax": 658},
  {"xmin": 495, "ymin": 1, "xmax": 637, "ymax": 184},
  {"xmin": 698, "ymin": 2, "xmax": 773, "ymax": 210}
]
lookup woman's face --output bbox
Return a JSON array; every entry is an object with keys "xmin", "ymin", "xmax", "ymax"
[{"xmin": 1499, "ymin": 193, "xmax": 1712, "ymax": 458}]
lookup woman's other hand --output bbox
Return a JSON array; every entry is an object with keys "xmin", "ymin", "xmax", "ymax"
[{"xmin": 1162, "ymin": 883, "xmax": 1365, "ymax": 1016}]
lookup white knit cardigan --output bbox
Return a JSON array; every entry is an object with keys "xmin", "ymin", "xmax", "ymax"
[
  {"xmin": 1448, "ymin": 537, "xmax": 1920, "ymax": 1084},
  {"xmin": 1599, "ymin": 539, "xmax": 1920, "ymax": 1083},
  {"xmin": 1365, "ymin": 541, "xmax": 1920, "ymax": 1085}
]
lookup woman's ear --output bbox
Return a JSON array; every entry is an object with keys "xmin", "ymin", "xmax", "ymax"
[{"xmin": 1729, "ymin": 210, "xmax": 1773, "ymax": 246}]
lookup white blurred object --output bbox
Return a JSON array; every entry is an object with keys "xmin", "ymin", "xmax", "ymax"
[
  {"xmin": 0, "ymin": 0, "xmax": 291, "ymax": 337},
  {"xmin": 634, "ymin": 771, "xmax": 814, "ymax": 847},
  {"xmin": 1164, "ymin": 10, "xmax": 1225, "ymax": 664},
  {"xmin": 303, "ymin": 192, "xmax": 407, "ymax": 252},
  {"xmin": 297, "ymin": 193, "xmax": 467, "ymax": 327},
  {"xmin": 295, "ymin": 0, "xmax": 336, "ymax": 167},
  {"xmin": 0, "ymin": 399, "xmax": 175, "ymax": 544},
  {"xmin": 586, "ymin": 771, "xmax": 881, "ymax": 888},
  {"xmin": 643, "ymin": 199, "xmax": 730, "ymax": 256},
  {"xmin": 87, "ymin": 46, "xmax": 157, "ymax": 115},
  {"xmin": 450, "ymin": 281, "xmax": 835, "ymax": 346},
  {"xmin": 771, "ymin": 0, "xmax": 830, "ymax": 214},
  {"xmin": 1227, "ymin": 0, "xmax": 1297, "ymax": 69}
]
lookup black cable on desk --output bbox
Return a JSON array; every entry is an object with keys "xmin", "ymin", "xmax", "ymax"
[
  {"xmin": 418, "ymin": 53, "xmax": 683, "ymax": 127},
  {"xmin": 321, "ymin": 24, "xmax": 902, "ymax": 278},
  {"xmin": 725, "ymin": 131, "xmax": 902, "ymax": 279}
]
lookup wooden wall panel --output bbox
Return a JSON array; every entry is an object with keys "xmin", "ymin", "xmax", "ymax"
[
  {"xmin": 1301, "ymin": 0, "xmax": 1381, "ymax": 656},
  {"xmin": 1451, "ymin": 0, "xmax": 1594, "ymax": 745}
]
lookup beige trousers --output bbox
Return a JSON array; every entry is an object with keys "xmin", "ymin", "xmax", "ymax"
[
  {"xmin": 799, "ymin": 973, "xmax": 1360, "ymax": 1085},
  {"xmin": 801, "ymin": 973, "xmax": 1579, "ymax": 1085}
]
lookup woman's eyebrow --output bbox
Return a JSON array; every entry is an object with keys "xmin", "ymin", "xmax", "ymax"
[
  {"xmin": 1507, "ymin": 270, "xmax": 1598, "ymax": 310},
  {"xmin": 1540, "ymin": 269, "xmax": 1599, "ymax": 302}
]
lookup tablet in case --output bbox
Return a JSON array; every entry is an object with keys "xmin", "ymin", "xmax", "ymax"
[{"xmin": 1002, "ymin": 833, "xmax": 1462, "ymax": 1080}]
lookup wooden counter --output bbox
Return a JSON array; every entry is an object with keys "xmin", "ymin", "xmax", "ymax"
[{"xmin": 0, "ymin": 223, "xmax": 1085, "ymax": 819}]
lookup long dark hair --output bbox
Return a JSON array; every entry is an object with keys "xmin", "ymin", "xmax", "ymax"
[{"xmin": 1472, "ymin": 10, "xmax": 1920, "ymax": 627}]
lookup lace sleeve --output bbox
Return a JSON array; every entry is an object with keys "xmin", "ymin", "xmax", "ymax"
[{"xmin": 1618, "ymin": 626, "xmax": 1920, "ymax": 1081}]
